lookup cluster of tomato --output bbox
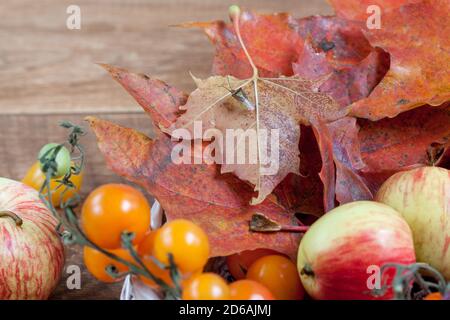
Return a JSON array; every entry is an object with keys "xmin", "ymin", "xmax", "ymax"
[
  {"xmin": 79, "ymin": 184, "xmax": 304, "ymax": 300},
  {"xmin": 22, "ymin": 143, "xmax": 304, "ymax": 300},
  {"xmin": 23, "ymin": 144, "xmax": 83, "ymax": 207},
  {"xmin": 79, "ymin": 184, "xmax": 207, "ymax": 289}
]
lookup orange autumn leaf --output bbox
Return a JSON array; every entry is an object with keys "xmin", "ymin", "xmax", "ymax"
[
  {"xmin": 293, "ymin": 16, "xmax": 390, "ymax": 108},
  {"xmin": 348, "ymin": 0, "xmax": 450, "ymax": 120},
  {"xmin": 183, "ymin": 10, "xmax": 303, "ymax": 78},
  {"xmin": 320, "ymin": 117, "xmax": 373, "ymax": 205},
  {"xmin": 328, "ymin": 0, "xmax": 421, "ymax": 21},
  {"xmin": 296, "ymin": 15, "xmax": 373, "ymax": 66},
  {"xmin": 324, "ymin": 105, "xmax": 450, "ymax": 204},
  {"xmin": 358, "ymin": 105, "xmax": 450, "ymax": 189},
  {"xmin": 99, "ymin": 64, "xmax": 187, "ymax": 127}
]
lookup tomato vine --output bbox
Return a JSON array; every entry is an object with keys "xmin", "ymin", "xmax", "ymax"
[
  {"xmin": 38, "ymin": 121, "xmax": 182, "ymax": 299},
  {"xmin": 374, "ymin": 262, "xmax": 450, "ymax": 300}
]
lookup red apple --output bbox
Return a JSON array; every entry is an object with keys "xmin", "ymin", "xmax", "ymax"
[
  {"xmin": 0, "ymin": 177, "xmax": 64, "ymax": 299},
  {"xmin": 375, "ymin": 166, "xmax": 450, "ymax": 279},
  {"xmin": 297, "ymin": 201, "xmax": 416, "ymax": 300}
]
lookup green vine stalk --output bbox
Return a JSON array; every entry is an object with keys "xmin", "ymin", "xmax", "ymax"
[
  {"xmin": 374, "ymin": 262, "xmax": 450, "ymax": 300},
  {"xmin": 38, "ymin": 121, "xmax": 181, "ymax": 299}
]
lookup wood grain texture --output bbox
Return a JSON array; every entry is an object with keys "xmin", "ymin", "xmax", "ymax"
[
  {"xmin": 0, "ymin": 0, "xmax": 332, "ymax": 299},
  {"xmin": 0, "ymin": 0, "xmax": 332, "ymax": 115}
]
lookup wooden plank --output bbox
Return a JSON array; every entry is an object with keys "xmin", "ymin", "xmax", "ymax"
[{"xmin": 0, "ymin": 0, "xmax": 332, "ymax": 115}]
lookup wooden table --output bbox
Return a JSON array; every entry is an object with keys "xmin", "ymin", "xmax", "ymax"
[{"xmin": 0, "ymin": 0, "xmax": 332, "ymax": 300}]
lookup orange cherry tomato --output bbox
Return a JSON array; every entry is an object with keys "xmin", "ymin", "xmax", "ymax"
[
  {"xmin": 182, "ymin": 273, "xmax": 230, "ymax": 300},
  {"xmin": 226, "ymin": 248, "xmax": 281, "ymax": 280},
  {"xmin": 246, "ymin": 255, "xmax": 304, "ymax": 300},
  {"xmin": 229, "ymin": 280, "xmax": 274, "ymax": 300},
  {"xmin": 424, "ymin": 292, "xmax": 443, "ymax": 300},
  {"xmin": 22, "ymin": 161, "xmax": 83, "ymax": 207},
  {"xmin": 137, "ymin": 230, "xmax": 173, "ymax": 288},
  {"xmin": 180, "ymin": 270, "xmax": 203, "ymax": 288},
  {"xmin": 140, "ymin": 256, "xmax": 174, "ymax": 288},
  {"xmin": 137, "ymin": 229, "xmax": 201, "ymax": 288},
  {"xmin": 81, "ymin": 184, "xmax": 151, "ymax": 249},
  {"xmin": 138, "ymin": 230, "xmax": 202, "ymax": 289},
  {"xmin": 154, "ymin": 219, "xmax": 210, "ymax": 274},
  {"xmin": 83, "ymin": 246, "xmax": 133, "ymax": 283},
  {"xmin": 138, "ymin": 230, "xmax": 159, "ymax": 257}
]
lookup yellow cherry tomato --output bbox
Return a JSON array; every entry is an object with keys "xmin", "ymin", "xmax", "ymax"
[
  {"xmin": 154, "ymin": 219, "xmax": 210, "ymax": 274},
  {"xmin": 83, "ymin": 246, "xmax": 134, "ymax": 283},
  {"xmin": 138, "ymin": 230, "xmax": 201, "ymax": 289},
  {"xmin": 22, "ymin": 161, "xmax": 83, "ymax": 207},
  {"xmin": 226, "ymin": 248, "xmax": 281, "ymax": 280},
  {"xmin": 81, "ymin": 184, "xmax": 151, "ymax": 250},
  {"xmin": 137, "ymin": 230, "xmax": 173, "ymax": 288},
  {"xmin": 229, "ymin": 280, "xmax": 274, "ymax": 300},
  {"xmin": 246, "ymin": 255, "xmax": 305, "ymax": 300},
  {"xmin": 182, "ymin": 273, "xmax": 230, "ymax": 300},
  {"xmin": 424, "ymin": 292, "xmax": 443, "ymax": 300}
]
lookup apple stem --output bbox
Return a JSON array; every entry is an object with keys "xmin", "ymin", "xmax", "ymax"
[{"xmin": 0, "ymin": 210, "xmax": 23, "ymax": 226}]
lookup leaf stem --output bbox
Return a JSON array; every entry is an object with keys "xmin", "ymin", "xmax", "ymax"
[
  {"xmin": 230, "ymin": 5, "xmax": 263, "ymax": 199},
  {"xmin": 278, "ymin": 225, "xmax": 310, "ymax": 232},
  {"xmin": 230, "ymin": 6, "xmax": 258, "ymax": 77},
  {"xmin": 249, "ymin": 213, "xmax": 309, "ymax": 233}
]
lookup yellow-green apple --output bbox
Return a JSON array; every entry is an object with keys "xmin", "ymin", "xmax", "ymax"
[
  {"xmin": 0, "ymin": 177, "xmax": 64, "ymax": 299},
  {"xmin": 375, "ymin": 166, "xmax": 450, "ymax": 279},
  {"xmin": 297, "ymin": 201, "xmax": 416, "ymax": 300}
]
